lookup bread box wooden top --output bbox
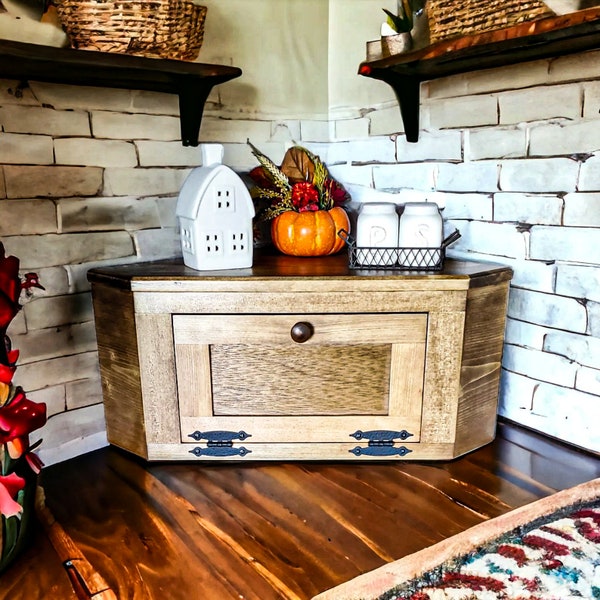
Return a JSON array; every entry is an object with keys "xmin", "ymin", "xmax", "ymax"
[{"xmin": 87, "ymin": 250, "xmax": 513, "ymax": 294}]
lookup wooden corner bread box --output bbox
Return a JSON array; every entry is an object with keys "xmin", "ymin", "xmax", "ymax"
[{"xmin": 87, "ymin": 252, "xmax": 512, "ymax": 462}]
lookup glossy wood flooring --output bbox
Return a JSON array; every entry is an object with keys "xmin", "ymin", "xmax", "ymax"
[{"xmin": 2, "ymin": 420, "xmax": 599, "ymax": 600}]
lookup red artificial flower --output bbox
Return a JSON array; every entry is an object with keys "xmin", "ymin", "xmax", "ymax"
[
  {"xmin": 0, "ymin": 363, "xmax": 16, "ymax": 384},
  {"xmin": 0, "ymin": 243, "xmax": 21, "ymax": 331},
  {"xmin": 291, "ymin": 182, "xmax": 319, "ymax": 212},
  {"xmin": 0, "ymin": 472, "xmax": 25, "ymax": 518},
  {"xmin": 0, "ymin": 388, "xmax": 47, "ymax": 444}
]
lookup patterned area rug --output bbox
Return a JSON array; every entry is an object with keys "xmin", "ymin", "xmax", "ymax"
[{"xmin": 314, "ymin": 478, "xmax": 600, "ymax": 600}]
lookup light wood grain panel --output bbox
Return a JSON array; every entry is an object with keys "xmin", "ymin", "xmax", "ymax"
[
  {"xmin": 135, "ymin": 313, "xmax": 181, "ymax": 445},
  {"xmin": 174, "ymin": 343, "xmax": 212, "ymax": 418},
  {"xmin": 130, "ymin": 278, "xmax": 472, "ymax": 293},
  {"xmin": 173, "ymin": 313, "xmax": 427, "ymax": 345},
  {"xmin": 389, "ymin": 341, "xmax": 426, "ymax": 422},
  {"xmin": 208, "ymin": 343, "xmax": 392, "ymax": 416},
  {"xmin": 420, "ymin": 311, "xmax": 466, "ymax": 444},
  {"xmin": 453, "ymin": 280, "xmax": 511, "ymax": 456},
  {"xmin": 145, "ymin": 441, "xmax": 460, "ymax": 461},
  {"xmin": 179, "ymin": 415, "xmax": 421, "ymax": 444},
  {"xmin": 90, "ymin": 283, "xmax": 148, "ymax": 458},
  {"xmin": 136, "ymin": 290, "xmax": 466, "ymax": 315}
]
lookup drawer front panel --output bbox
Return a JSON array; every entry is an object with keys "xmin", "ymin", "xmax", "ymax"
[{"xmin": 173, "ymin": 313, "xmax": 426, "ymax": 444}]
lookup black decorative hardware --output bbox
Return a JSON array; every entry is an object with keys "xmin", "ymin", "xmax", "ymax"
[
  {"xmin": 290, "ymin": 321, "xmax": 314, "ymax": 343},
  {"xmin": 350, "ymin": 429, "xmax": 413, "ymax": 442},
  {"xmin": 349, "ymin": 429, "xmax": 414, "ymax": 458},
  {"xmin": 187, "ymin": 430, "xmax": 251, "ymax": 458},
  {"xmin": 349, "ymin": 445, "xmax": 412, "ymax": 457},
  {"xmin": 188, "ymin": 430, "xmax": 250, "ymax": 442},
  {"xmin": 189, "ymin": 446, "xmax": 251, "ymax": 458}
]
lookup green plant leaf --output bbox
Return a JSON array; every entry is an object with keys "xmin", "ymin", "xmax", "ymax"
[{"xmin": 382, "ymin": 5, "xmax": 413, "ymax": 33}]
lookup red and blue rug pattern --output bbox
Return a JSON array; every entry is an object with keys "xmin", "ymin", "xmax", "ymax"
[{"xmin": 381, "ymin": 500, "xmax": 600, "ymax": 600}]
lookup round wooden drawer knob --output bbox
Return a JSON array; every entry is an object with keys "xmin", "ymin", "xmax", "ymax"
[{"xmin": 290, "ymin": 321, "xmax": 314, "ymax": 343}]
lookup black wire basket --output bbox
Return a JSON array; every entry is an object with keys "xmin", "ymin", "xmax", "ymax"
[{"xmin": 339, "ymin": 229, "xmax": 461, "ymax": 271}]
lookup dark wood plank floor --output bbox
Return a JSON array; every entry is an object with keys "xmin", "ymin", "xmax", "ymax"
[{"xmin": 2, "ymin": 420, "xmax": 599, "ymax": 600}]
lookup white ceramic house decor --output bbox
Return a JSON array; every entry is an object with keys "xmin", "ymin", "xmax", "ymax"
[{"xmin": 176, "ymin": 144, "xmax": 255, "ymax": 271}]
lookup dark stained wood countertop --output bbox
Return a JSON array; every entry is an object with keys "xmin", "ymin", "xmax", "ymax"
[
  {"xmin": 1, "ymin": 421, "xmax": 598, "ymax": 599},
  {"xmin": 87, "ymin": 250, "xmax": 513, "ymax": 290}
]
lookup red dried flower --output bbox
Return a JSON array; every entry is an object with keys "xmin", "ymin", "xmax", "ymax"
[{"xmin": 291, "ymin": 182, "xmax": 320, "ymax": 212}]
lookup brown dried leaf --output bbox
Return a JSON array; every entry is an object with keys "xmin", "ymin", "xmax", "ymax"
[{"xmin": 280, "ymin": 147, "xmax": 314, "ymax": 183}]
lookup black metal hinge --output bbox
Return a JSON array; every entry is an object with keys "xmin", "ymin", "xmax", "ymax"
[
  {"xmin": 188, "ymin": 430, "xmax": 252, "ymax": 458},
  {"xmin": 349, "ymin": 429, "xmax": 413, "ymax": 457}
]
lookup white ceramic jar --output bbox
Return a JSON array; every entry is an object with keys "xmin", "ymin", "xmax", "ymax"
[
  {"xmin": 356, "ymin": 202, "xmax": 399, "ymax": 266},
  {"xmin": 398, "ymin": 202, "xmax": 443, "ymax": 267}
]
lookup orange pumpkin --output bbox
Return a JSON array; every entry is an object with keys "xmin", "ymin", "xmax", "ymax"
[{"xmin": 271, "ymin": 207, "xmax": 350, "ymax": 257}]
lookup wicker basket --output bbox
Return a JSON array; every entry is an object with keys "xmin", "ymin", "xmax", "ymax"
[
  {"xmin": 54, "ymin": 0, "xmax": 207, "ymax": 61},
  {"xmin": 426, "ymin": 0, "xmax": 555, "ymax": 44}
]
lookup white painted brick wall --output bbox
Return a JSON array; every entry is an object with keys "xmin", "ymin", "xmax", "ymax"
[
  {"xmin": 530, "ymin": 226, "xmax": 600, "ymax": 264},
  {"xmin": 136, "ymin": 141, "xmax": 203, "ymax": 167},
  {"xmin": 448, "ymin": 221, "xmax": 528, "ymax": 259},
  {"xmin": 499, "ymin": 371, "xmax": 599, "ymax": 452},
  {"xmin": 508, "ymin": 288, "xmax": 587, "ymax": 333},
  {"xmin": 0, "ymin": 105, "xmax": 90, "ymax": 136},
  {"xmin": 7, "ymin": 232, "xmax": 135, "ymax": 269},
  {"xmin": 499, "ymin": 158, "xmax": 579, "ymax": 192},
  {"xmin": 578, "ymin": 154, "xmax": 600, "ymax": 190},
  {"xmin": 556, "ymin": 264, "xmax": 600, "ymax": 302},
  {"xmin": 91, "ymin": 112, "xmax": 181, "ymax": 141},
  {"xmin": 563, "ymin": 193, "xmax": 600, "ymax": 226},
  {"xmin": 427, "ymin": 94, "xmax": 498, "ymax": 129},
  {"xmin": 504, "ymin": 318, "xmax": 549, "ymax": 350},
  {"xmin": 588, "ymin": 301, "xmax": 600, "ymax": 338},
  {"xmin": 465, "ymin": 127, "xmax": 526, "ymax": 161},
  {"xmin": 502, "ymin": 344, "xmax": 577, "ymax": 387},
  {"xmin": 0, "ymin": 200, "xmax": 57, "ymax": 236},
  {"xmin": 103, "ymin": 167, "xmax": 190, "ymax": 196},
  {"xmin": 4, "ymin": 165, "xmax": 103, "ymax": 198},
  {"xmin": 396, "ymin": 130, "xmax": 462, "ymax": 162},
  {"xmin": 55, "ymin": 138, "xmax": 138, "ymax": 168},
  {"xmin": 59, "ymin": 197, "xmax": 163, "ymax": 232},
  {"xmin": 436, "ymin": 161, "xmax": 499, "ymax": 192},
  {"xmin": 498, "ymin": 84, "xmax": 581, "ymax": 124},
  {"xmin": 493, "ymin": 193, "xmax": 563, "ymax": 224},
  {"xmin": 0, "ymin": 133, "xmax": 54, "ymax": 164},
  {"xmin": 529, "ymin": 120, "xmax": 600, "ymax": 156},
  {"xmin": 577, "ymin": 366, "xmax": 600, "ymax": 396}
]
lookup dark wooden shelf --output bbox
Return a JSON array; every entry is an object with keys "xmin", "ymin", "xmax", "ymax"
[
  {"xmin": 0, "ymin": 39, "xmax": 242, "ymax": 146},
  {"xmin": 358, "ymin": 8, "xmax": 600, "ymax": 142}
]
